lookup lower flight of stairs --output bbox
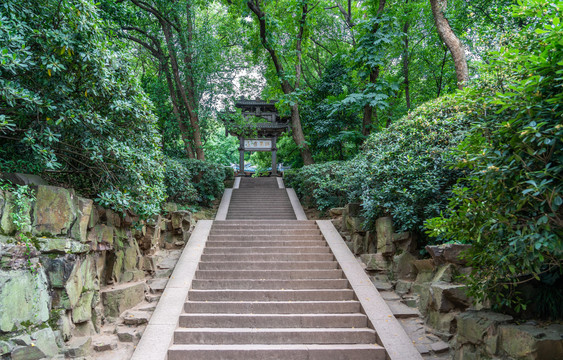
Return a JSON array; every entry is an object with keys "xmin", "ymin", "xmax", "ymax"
[{"xmin": 167, "ymin": 220, "xmax": 386, "ymax": 360}]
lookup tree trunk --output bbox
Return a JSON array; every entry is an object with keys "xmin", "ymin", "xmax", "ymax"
[
  {"xmin": 162, "ymin": 62, "xmax": 196, "ymax": 159},
  {"xmin": 402, "ymin": 19, "xmax": 411, "ymax": 109},
  {"xmin": 429, "ymin": 0, "xmax": 468, "ymax": 89},
  {"xmin": 361, "ymin": 0, "xmax": 386, "ymax": 137},
  {"xmin": 246, "ymin": 0, "xmax": 313, "ymax": 165},
  {"xmin": 161, "ymin": 21, "xmax": 205, "ymax": 160}
]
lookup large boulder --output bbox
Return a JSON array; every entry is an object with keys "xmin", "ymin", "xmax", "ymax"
[
  {"xmin": 37, "ymin": 238, "xmax": 89, "ymax": 254},
  {"xmin": 426, "ymin": 243, "xmax": 472, "ymax": 266},
  {"xmin": 376, "ymin": 217, "xmax": 394, "ymax": 255},
  {"xmin": 0, "ymin": 173, "xmax": 48, "ymax": 186},
  {"xmin": 361, "ymin": 253, "xmax": 391, "ymax": 272},
  {"xmin": 65, "ymin": 256, "xmax": 97, "ymax": 309},
  {"xmin": 72, "ymin": 291, "xmax": 95, "ymax": 323},
  {"xmin": 0, "ymin": 269, "xmax": 50, "ymax": 332},
  {"xmin": 88, "ymin": 224, "xmax": 114, "ymax": 249},
  {"xmin": 392, "ymin": 252, "xmax": 417, "ymax": 280},
  {"xmin": 43, "ymin": 255, "xmax": 76, "ymax": 288},
  {"xmin": 33, "ymin": 186, "xmax": 77, "ymax": 236},
  {"xmin": 429, "ymin": 282, "xmax": 471, "ymax": 312},
  {"xmin": 70, "ymin": 197, "xmax": 93, "ymax": 242},
  {"xmin": 0, "ymin": 191, "xmax": 32, "ymax": 235},
  {"xmin": 499, "ymin": 324, "xmax": 563, "ymax": 359},
  {"xmin": 101, "ymin": 281, "xmax": 145, "ymax": 317}
]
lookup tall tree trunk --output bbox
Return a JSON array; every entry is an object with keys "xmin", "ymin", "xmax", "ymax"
[
  {"xmin": 402, "ymin": 19, "xmax": 411, "ymax": 110},
  {"xmin": 361, "ymin": 0, "xmax": 386, "ymax": 137},
  {"xmin": 162, "ymin": 62, "xmax": 196, "ymax": 159},
  {"xmin": 247, "ymin": 0, "xmax": 314, "ymax": 165},
  {"xmin": 161, "ymin": 21, "xmax": 205, "ymax": 160},
  {"xmin": 429, "ymin": 0, "xmax": 468, "ymax": 89}
]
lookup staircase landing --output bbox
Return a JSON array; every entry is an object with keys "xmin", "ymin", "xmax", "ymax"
[{"xmin": 132, "ymin": 177, "xmax": 422, "ymax": 360}]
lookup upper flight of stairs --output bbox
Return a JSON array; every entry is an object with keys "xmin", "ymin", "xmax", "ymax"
[
  {"xmin": 226, "ymin": 177, "xmax": 296, "ymax": 220},
  {"xmin": 167, "ymin": 219, "xmax": 386, "ymax": 360}
]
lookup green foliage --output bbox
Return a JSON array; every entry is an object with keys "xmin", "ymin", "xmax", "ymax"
[
  {"xmin": 426, "ymin": 0, "xmax": 563, "ymax": 316},
  {"xmin": 163, "ymin": 157, "xmax": 198, "ymax": 205},
  {"xmin": 0, "ymin": 0, "xmax": 166, "ymax": 217},
  {"xmin": 176, "ymin": 159, "xmax": 227, "ymax": 206}
]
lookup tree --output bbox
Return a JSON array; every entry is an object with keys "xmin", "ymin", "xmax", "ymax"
[{"xmin": 429, "ymin": 0, "xmax": 468, "ymax": 89}]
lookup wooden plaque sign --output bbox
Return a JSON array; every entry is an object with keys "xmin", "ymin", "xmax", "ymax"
[{"xmin": 244, "ymin": 139, "xmax": 272, "ymax": 151}]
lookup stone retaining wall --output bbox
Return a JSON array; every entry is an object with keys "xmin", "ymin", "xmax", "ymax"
[
  {"xmin": 331, "ymin": 203, "xmax": 563, "ymax": 360},
  {"xmin": 0, "ymin": 184, "xmax": 193, "ymax": 359}
]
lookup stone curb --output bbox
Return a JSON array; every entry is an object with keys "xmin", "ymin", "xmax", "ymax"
[
  {"xmin": 233, "ymin": 177, "xmax": 241, "ymax": 189},
  {"xmin": 215, "ymin": 189, "xmax": 232, "ymax": 221},
  {"xmin": 277, "ymin": 177, "xmax": 285, "ymax": 188},
  {"xmin": 130, "ymin": 220, "xmax": 213, "ymax": 360},
  {"xmin": 286, "ymin": 189, "xmax": 307, "ymax": 220},
  {"xmin": 317, "ymin": 220, "xmax": 423, "ymax": 360}
]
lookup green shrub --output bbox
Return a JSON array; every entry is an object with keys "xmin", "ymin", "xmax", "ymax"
[
  {"xmin": 426, "ymin": 1, "xmax": 562, "ymax": 316},
  {"xmin": 163, "ymin": 158, "xmax": 198, "ymax": 205},
  {"xmin": 180, "ymin": 159, "xmax": 226, "ymax": 206}
]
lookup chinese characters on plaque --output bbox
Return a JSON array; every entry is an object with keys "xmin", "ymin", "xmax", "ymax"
[{"xmin": 244, "ymin": 139, "xmax": 272, "ymax": 151}]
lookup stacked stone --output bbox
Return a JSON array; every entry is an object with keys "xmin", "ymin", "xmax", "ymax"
[{"xmin": 0, "ymin": 179, "xmax": 194, "ymax": 359}]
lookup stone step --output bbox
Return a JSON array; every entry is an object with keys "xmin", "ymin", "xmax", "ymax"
[
  {"xmin": 191, "ymin": 279, "xmax": 349, "ymax": 290},
  {"xmin": 203, "ymin": 247, "xmax": 331, "ymax": 254},
  {"xmin": 209, "ymin": 229, "xmax": 321, "ymax": 236},
  {"xmin": 195, "ymin": 269, "xmax": 343, "ymax": 280},
  {"xmin": 188, "ymin": 289, "xmax": 355, "ymax": 301},
  {"xmin": 207, "ymin": 235, "xmax": 324, "ymax": 241},
  {"xmin": 205, "ymin": 240, "xmax": 327, "ymax": 248},
  {"xmin": 200, "ymin": 253, "xmax": 334, "ymax": 262},
  {"xmin": 173, "ymin": 328, "xmax": 377, "ymax": 345},
  {"xmin": 226, "ymin": 216, "xmax": 298, "ymax": 220},
  {"xmin": 178, "ymin": 313, "xmax": 368, "ymax": 328},
  {"xmin": 198, "ymin": 261, "xmax": 338, "ymax": 270},
  {"xmin": 211, "ymin": 224, "xmax": 317, "ymax": 230},
  {"xmin": 184, "ymin": 301, "xmax": 362, "ymax": 314},
  {"xmin": 213, "ymin": 221, "xmax": 314, "ymax": 225},
  {"xmin": 168, "ymin": 344, "xmax": 386, "ymax": 360}
]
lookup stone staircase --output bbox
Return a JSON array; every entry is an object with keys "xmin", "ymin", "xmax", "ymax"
[
  {"xmin": 167, "ymin": 220, "xmax": 386, "ymax": 359},
  {"xmin": 226, "ymin": 177, "xmax": 296, "ymax": 220},
  {"xmin": 132, "ymin": 177, "xmax": 421, "ymax": 360}
]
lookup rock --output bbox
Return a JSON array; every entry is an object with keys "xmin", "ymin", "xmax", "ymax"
[
  {"xmin": 432, "ymin": 264, "xmax": 455, "ymax": 283},
  {"xmin": 1, "ymin": 191, "xmax": 32, "ymax": 235},
  {"xmin": 59, "ymin": 311, "xmax": 73, "ymax": 341},
  {"xmin": 370, "ymin": 278, "xmax": 393, "ymax": 291},
  {"xmin": 120, "ymin": 270, "xmax": 145, "ymax": 283},
  {"xmin": 361, "ymin": 253, "xmax": 391, "ymax": 272},
  {"xmin": 379, "ymin": 291, "xmax": 401, "ymax": 301},
  {"xmin": 88, "ymin": 205, "xmax": 101, "ymax": 229},
  {"xmin": 428, "ymin": 309, "xmax": 458, "ymax": 334},
  {"xmin": 37, "ymin": 237, "xmax": 89, "ymax": 254},
  {"xmin": 329, "ymin": 207, "xmax": 344, "ymax": 217},
  {"xmin": 1, "ymin": 173, "xmax": 48, "ymax": 186},
  {"xmin": 87, "ymin": 224, "xmax": 114, "ymax": 247},
  {"xmin": 65, "ymin": 256, "xmax": 96, "ymax": 308},
  {"xmin": 430, "ymin": 341, "xmax": 450, "ymax": 353},
  {"xmin": 413, "ymin": 259, "xmax": 435, "ymax": 283},
  {"xmin": 148, "ymin": 278, "xmax": 168, "ymax": 294},
  {"xmin": 93, "ymin": 336, "xmax": 117, "ymax": 352},
  {"xmin": 105, "ymin": 209, "xmax": 121, "ymax": 228},
  {"xmin": 392, "ymin": 231, "xmax": 417, "ymax": 254},
  {"xmin": 430, "ymin": 282, "xmax": 471, "ymax": 312},
  {"xmin": 70, "ymin": 197, "xmax": 93, "ymax": 242},
  {"xmin": 376, "ymin": 217, "xmax": 394, "ymax": 255},
  {"xmin": 347, "ymin": 203, "xmax": 362, "ymax": 217},
  {"xmin": 11, "ymin": 346, "xmax": 46, "ymax": 360},
  {"xmin": 72, "ymin": 291, "xmax": 95, "ymax": 323},
  {"xmin": 392, "ymin": 252, "xmax": 417, "ymax": 280},
  {"xmin": 499, "ymin": 324, "xmax": 563, "ymax": 359},
  {"xmin": 72, "ymin": 321, "xmax": 96, "ymax": 338},
  {"xmin": 171, "ymin": 210, "xmax": 192, "ymax": 231},
  {"xmin": 157, "ymin": 257, "xmax": 178, "ymax": 270},
  {"xmin": 346, "ymin": 216, "xmax": 364, "ymax": 233},
  {"xmin": 122, "ymin": 310, "xmax": 150, "ymax": 325},
  {"xmin": 31, "ymin": 327, "xmax": 59, "ymax": 358},
  {"xmin": 101, "ymin": 281, "xmax": 145, "ymax": 317},
  {"xmin": 123, "ymin": 246, "xmax": 139, "ymax": 271},
  {"xmin": 0, "ymin": 269, "xmax": 50, "ymax": 332},
  {"xmin": 110, "ymin": 250, "xmax": 124, "ymax": 283},
  {"xmin": 456, "ymin": 310, "xmax": 513, "ymax": 347},
  {"xmin": 64, "ymin": 336, "xmax": 91, "ymax": 358},
  {"xmin": 402, "ymin": 295, "xmax": 419, "ymax": 308},
  {"xmin": 412, "ymin": 282, "xmax": 431, "ymax": 315},
  {"xmin": 0, "ymin": 340, "xmax": 13, "ymax": 355},
  {"xmin": 33, "ymin": 185, "xmax": 77, "ymax": 236},
  {"xmin": 426, "ymin": 243, "xmax": 472, "ymax": 266},
  {"xmin": 116, "ymin": 326, "xmax": 142, "ymax": 343},
  {"xmin": 351, "ymin": 232, "xmax": 368, "ymax": 254},
  {"xmin": 395, "ymin": 279, "xmax": 413, "ymax": 295},
  {"xmin": 44, "ymin": 255, "xmax": 75, "ymax": 288}
]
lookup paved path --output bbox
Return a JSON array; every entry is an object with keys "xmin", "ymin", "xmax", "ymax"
[{"xmin": 132, "ymin": 177, "xmax": 422, "ymax": 360}]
